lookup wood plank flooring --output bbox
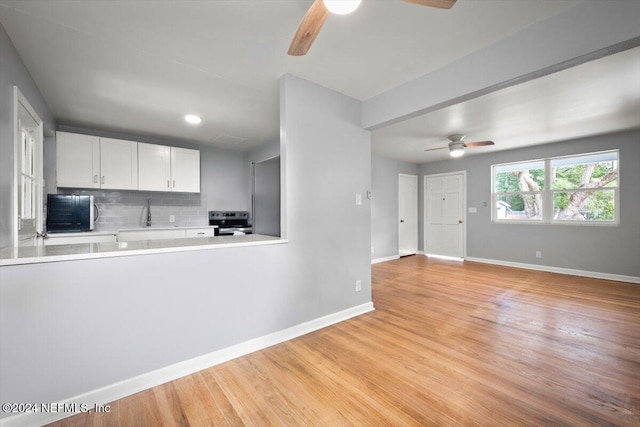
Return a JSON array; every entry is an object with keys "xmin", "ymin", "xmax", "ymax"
[{"xmin": 49, "ymin": 256, "xmax": 640, "ymax": 426}]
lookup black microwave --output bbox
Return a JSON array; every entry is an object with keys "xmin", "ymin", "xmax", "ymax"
[{"xmin": 46, "ymin": 195, "xmax": 97, "ymax": 233}]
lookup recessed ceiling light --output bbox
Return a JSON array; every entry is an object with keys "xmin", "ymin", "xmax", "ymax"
[{"xmin": 185, "ymin": 114, "xmax": 202, "ymax": 125}]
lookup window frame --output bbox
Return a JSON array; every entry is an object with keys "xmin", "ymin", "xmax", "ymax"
[{"xmin": 491, "ymin": 149, "xmax": 620, "ymax": 226}]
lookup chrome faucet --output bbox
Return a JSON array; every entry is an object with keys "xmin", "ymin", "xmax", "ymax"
[{"xmin": 146, "ymin": 199, "xmax": 152, "ymax": 227}]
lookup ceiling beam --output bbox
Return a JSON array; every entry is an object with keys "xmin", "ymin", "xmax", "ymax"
[{"xmin": 362, "ymin": 0, "xmax": 640, "ymax": 131}]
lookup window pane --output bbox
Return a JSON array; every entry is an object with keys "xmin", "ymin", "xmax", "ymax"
[
  {"xmin": 495, "ymin": 161, "xmax": 545, "ymax": 192},
  {"xmin": 496, "ymin": 193, "xmax": 543, "ymax": 220},
  {"xmin": 553, "ymin": 189, "xmax": 615, "ymax": 221},
  {"xmin": 551, "ymin": 151, "xmax": 618, "ymax": 190}
]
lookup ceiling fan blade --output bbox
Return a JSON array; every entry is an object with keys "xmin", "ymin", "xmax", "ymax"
[
  {"xmin": 465, "ymin": 140, "xmax": 495, "ymax": 148},
  {"xmin": 288, "ymin": 0, "xmax": 329, "ymax": 56},
  {"xmin": 402, "ymin": 0, "xmax": 457, "ymax": 9},
  {"xmin": 424, "ymin": 146, "xmax": 448, "ymax": 152}
]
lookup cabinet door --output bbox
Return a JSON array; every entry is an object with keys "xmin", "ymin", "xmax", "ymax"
[
  {"xmin": 56, "ymin": 132, "xmax": 100, "ymax": 188},
  {"xmin": 185, "ymin": 228, "xmax": 216, "ymax": 238},
  {"xmin": 171, "ymin": 147, "xmax": 200, "ymax": 193},
  {"xmin": 138, "ymin": 143, "xmax": 171, "ymax": 191},
  {"xmin": 100, "ymin": 137, "xmax": 138, "ymax": 190}
]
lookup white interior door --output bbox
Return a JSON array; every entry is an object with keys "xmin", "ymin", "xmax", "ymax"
[
  {"xmin": 399, "ymin": 174, "xmax": 418, "ymax": 256},
  {"xmin": 424, "ymin": 172, "xmax": 465, "ymax": 258}
]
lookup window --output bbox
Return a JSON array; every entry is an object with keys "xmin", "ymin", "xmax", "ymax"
[
  {"xmin": 492, "ymin": 150, "xmax": 619, "ymax": 225},
  {"xmin": 20, "ymin": 128, "xmax": 36, "ymax": 221},
  {"xmin": 493, "ymin": 160, "xmax": 545, "ymax": 221}
]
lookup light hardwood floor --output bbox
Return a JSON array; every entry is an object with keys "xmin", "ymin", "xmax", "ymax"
[{"xmin": 50, "ymin": 256, "xmax": 640, "ymax": 426}]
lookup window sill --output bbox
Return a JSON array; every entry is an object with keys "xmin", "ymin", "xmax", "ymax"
[{"xmin": 492, "ymin": 220, "xmax": 619, "ymax": 226}]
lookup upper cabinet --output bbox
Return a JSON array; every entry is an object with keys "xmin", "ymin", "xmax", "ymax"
[
  {"xmin": 56, "ymin": 132, "xmax": 100, "ymax": 188},
  {"xmin": 56, "ymin": 132, "xmax": 138, "ymax": 190},
  {"xmin": 138, "ymin": 143, "xmax": 200, "ymax": 193},
  {"xmin": 171, "ymin": 147, "xmax": 200, "ymax": 193},
  {"xmin": 138, "ymin": 143, "xmax": 171, "ymax": 191},
  {"xmin": 100, "ymin": 137, "xmax": 138, "ymax": 190},
  {"xmin": 56, "ymin": 132, "xmax": 200, "ymax": 193}
]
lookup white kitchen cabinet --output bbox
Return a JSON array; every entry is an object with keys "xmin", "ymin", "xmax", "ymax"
[
  {"xmin": 138, "ymin": 142, "xmax": 171, "ymax": 191},
  {"xmin": 100, "ymin": 137, "xmax": 138, "ymax": 190},
  {"xmin": 138, "ymin": 143, "xmax": 200, "ymax": 193},
  {"xmin": 56, "ymin": 132, "xmax": 138, "ymax": 190},
  {"xmin": 117, "ymin": 226, "xmax": 216, "ymax": 242},
  {"xmin": 44, "ymin": 232, "xmax": 117, "ymax": 246},
  {"xmin": 184, "ymin": 227, "xmax": 216, "ymax": 238},
  {"xmin": 56, "ymin": 132, "xmax": 100, "ymax": 188},
  {"xmin": 171, "ymin": 147, "xmax": 200, "ymax": 193}
]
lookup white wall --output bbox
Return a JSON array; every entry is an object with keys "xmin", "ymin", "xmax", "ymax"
[
  {"xmin": 371, "ymin": 155, "xmax": 418, "ymax": 260},
  {"xmin": 363, "ymin": 1, "xmax": 640, "ymax": 130},
  {"xmin": 0, "ymin": 74, "xmax": 372, "ymax": 413}
]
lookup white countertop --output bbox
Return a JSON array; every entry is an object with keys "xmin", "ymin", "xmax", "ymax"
[{"xmin": 0, "ymin": 234, "xmax": 285, "ymax": 266}]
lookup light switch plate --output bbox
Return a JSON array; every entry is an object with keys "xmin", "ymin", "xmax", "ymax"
[{"xmin": 355, "ymin": 194, "xmax": 362, "ymax": 205}]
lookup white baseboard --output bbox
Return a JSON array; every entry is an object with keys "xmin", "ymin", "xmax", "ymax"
[
  {"xmin": 465, "ymin": 256, "xmax": 640, "ymax": 284},
  {"xmin": 0, "ymin": 302, "xmax": 375, "ymax": 427},
  {"xmin": 371, "ymin": 255, "xmax": 400, "ymax": 264}
]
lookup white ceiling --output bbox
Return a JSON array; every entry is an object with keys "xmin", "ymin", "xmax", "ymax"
[
  {"xmin": 0, "ymin": 0, "xmax": 587, "ymax": 152},
  {"xmin": 373, "ymin": 46, "xmax": 640, "ymax": 163}
]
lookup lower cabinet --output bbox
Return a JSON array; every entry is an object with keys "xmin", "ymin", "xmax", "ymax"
[
  {"xmin": 44, "ymin": 233, "xmax": 117, "ymax": 246},
  {"xmin": 117, "ymin": 227, "xmax": 217, "ymax": 242}
]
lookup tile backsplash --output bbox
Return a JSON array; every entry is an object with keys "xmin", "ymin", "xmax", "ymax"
[{"xmin": 57, "ymin": 189, "xmax": 208, "ymax": 231}]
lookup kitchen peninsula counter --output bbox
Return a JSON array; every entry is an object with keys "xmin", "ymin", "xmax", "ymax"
[{"xmin": 0, "ymin": 234, "xmax": 284, "ymax": 266}]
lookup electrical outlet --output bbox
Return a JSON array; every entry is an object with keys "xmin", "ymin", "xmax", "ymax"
[
  {"xmin": 169, "ymin": 215, "xmax": 175, "ymax": 223},
  {"xmin": 355, "ymin": 280, "xmax": 362, "ymax": 292},
  {"xmin": 371, "ymin": 246, "xmax": 375, "ymax": 254},
  {"xmin": 535, "ymin": 251, "xmax": 542, "ymax": 259}
]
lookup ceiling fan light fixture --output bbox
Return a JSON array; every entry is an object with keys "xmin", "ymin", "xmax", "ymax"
[
  {"xmin": 323, "ymin": 0, "xmax": 362, "ymax": 15},
  {"xmin": 449, "ymin": 142, "xmax": 465, "ymax": 158}
]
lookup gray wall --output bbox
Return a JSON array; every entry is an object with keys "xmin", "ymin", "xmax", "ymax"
[
  {"xmin": 418, "ymin": 130, "xmax": 640, "ymax": 277},
  {"xmin": 0, "ymin": 74, "xmax": 372, "ymax": 410},
  {"xmin": 371, "ymin": 155, "xmax": 419, "ymax": 260},
  {"xmin": 0, "ymin": 24, "xmax": 55, "ymax": 249}
]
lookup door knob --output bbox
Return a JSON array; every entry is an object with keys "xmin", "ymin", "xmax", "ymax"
[
  {"xmin": 458, "ymin": 220, "xmax": 463, "ymax": 224},
  {"xmin": 400, "ymin": 219, "xmax": 405, "ymax": 223}
]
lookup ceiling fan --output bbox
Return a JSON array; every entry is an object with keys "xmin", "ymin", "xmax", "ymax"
[
  {"xmin": 288, "ymin": 0, "xmax": 457, "ymax": 56},
  {"xmin": 424, "ymin": 134, "xmax": 495, "ymax": 157}
]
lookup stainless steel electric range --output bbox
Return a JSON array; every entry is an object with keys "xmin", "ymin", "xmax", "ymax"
[{"xmin": 208, "ymin": 211, "xmax": 253, "ymax": 236}]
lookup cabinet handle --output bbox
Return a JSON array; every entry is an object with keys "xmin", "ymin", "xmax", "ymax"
[
  {"xmin": 93, "ymin": 174, "xmax": 98, "ymax": 184},
  {"xmin": 167, "ymin": 180, "xmax": 170, "ymax": 188},
  {"xmin": 173, "ymin": 180, "xmax": 176, "ymax": 188},
  {"xmin": 101, "ymin": 176, "xmax": 105, "ymax": 185}
]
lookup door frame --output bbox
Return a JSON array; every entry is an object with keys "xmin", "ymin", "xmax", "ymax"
[
  {"xmin": 423, "ymin": 170, "xmax": 467, "ymax": 259},
  {"xmin": 13, "ymin": 86, "xmax": 44, "ymax": 247},
  {"xmin": 398, "ymin": 173, "xmax": 418, "ymax": 256}
]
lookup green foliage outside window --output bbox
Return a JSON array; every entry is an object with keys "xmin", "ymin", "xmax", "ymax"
[{"xmin": 493, "ymin": 151, "xmax": 618, "ymax": 223}]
